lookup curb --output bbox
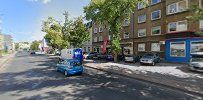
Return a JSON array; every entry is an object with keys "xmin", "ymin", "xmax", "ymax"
[{"xmin": 84, "ymin": 65, "xmax": 203, "ymax": 97}]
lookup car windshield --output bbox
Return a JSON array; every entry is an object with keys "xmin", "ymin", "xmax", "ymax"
[
  {"xmin": 71, "ymin": 61, "xmax": 82, "ymax": 66},
  {"xmin": 143, "ymin": 55, "xmax": 153, "ymax": 58}
]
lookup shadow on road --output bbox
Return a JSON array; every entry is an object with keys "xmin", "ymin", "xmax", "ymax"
[{"xmin": 0, "ymin": 54, "xmax": 200, "ymax": 100}]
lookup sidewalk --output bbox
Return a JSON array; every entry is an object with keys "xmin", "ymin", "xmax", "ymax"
[
  {"xmin": 84, "ymin": 60, "xmax": 203, "ymax": 96},
  {"xmin": 0, "ymin": 52, "xmax": 16, "ymax": 67}
]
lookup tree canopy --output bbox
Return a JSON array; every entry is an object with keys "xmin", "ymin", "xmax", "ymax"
[
  {"xmin": 187, "ymin": 5, "xmax": 203, "ymax": 36},
  {"xmin": 30, "ymin": 41, "xmax": 40, "ymax": 51},
  {"xmin": 68, "ymin": 17, "xmax": 90, "ymax": 48},
  {"xmin": 42, "ymin": 11, "xmax": 90, "ymax": 50},
  {"xmin": 84, "ymin": 0, "xmax": 146, "ymax": 61}
]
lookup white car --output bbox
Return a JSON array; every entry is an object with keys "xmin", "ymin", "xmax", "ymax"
[{"xmin": 189, "ymin": 52, "xmax": 203, "ymax": 72}]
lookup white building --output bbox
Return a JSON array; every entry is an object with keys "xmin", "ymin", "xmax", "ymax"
[{"xmin": 18, "ymin": 42, "xmax": 30, "ymax": 51}]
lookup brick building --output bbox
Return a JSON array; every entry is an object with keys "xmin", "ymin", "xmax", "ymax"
[{"xmin": 92, "ymin": 0, "xmax": 203, "ymax": 62}]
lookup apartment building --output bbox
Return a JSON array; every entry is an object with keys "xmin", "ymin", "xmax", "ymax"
[
  {"xmin": 92, "ymin": 21, "xmax": 111, "ymax": 54},
  {"xmin": 133, "ymin": 0, "xmax": 166, "ymax": 58},
  {"xmin": 82, "ymin": 22, "xmax": 93, "ymax": 53},
  {"xmin": 165, "ymin": 0, "xmax": 203, "ymax": 62},
  {"xmin": 92, "ymin": 0, "xmax": 203, "ymax": 62}
]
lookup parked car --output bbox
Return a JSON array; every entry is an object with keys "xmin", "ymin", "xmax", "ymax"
[
  {"xmin": 140, "ymin": 53, "xmax": 160, "ymax": 66},
  {"xmin": 106, "ymin": 55, "xmax": 114, "ymax": 61},
  {"xmin": 86, "ymin": 52, "xmax": 98, "ymax": 59},
  {"xmin": 189, "ymin": 52, "xmax": 203, "ymax": 72},
  {"xmin": 97, "ymin": 53, "xmax": 107, "ymax": 60},
  {"xmin": 56, "ymin": 59, "xmax": 83, "ymax": 76},
  {"xmin": 55, "ymin": 50, "xmax": 61, "ymax": 56},
  {"xmin": 124, "ymin": 55, "xmax": 141, "ymax": 63},
  {"xmin": 30, "ymin": 51, "xmax": 35, "ymax": 55}
]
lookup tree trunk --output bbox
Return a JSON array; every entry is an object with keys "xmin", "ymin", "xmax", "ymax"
[{"xmin": 114, "ymin": 52, "xmax": 118, "ymax": 62}]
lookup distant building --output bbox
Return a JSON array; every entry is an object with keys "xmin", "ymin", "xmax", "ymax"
[
  {"xmin": 0, "ymin": 34, "xmax": 4, "ymax": 51},
  {"xmin": 39, "ymin": 38, "xmax": 50, "ymax": 53},
  {"xmin": 3, "ymin": 34, "xmax": 14, "ymax": 52},
  {"xmin": 18, "ymin": 42, "xmax": 30, "ymax": 51},
  {"xmin": 82, "ymin": 22, "xmax": 93, "ymax": 53}
]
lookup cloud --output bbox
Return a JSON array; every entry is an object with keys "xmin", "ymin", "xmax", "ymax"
[{"xmin": 29, "ymin": 0, "xmax": 52, "ymax": 4}]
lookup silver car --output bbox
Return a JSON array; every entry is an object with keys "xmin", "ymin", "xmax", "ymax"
[
  {"xmin": 189, "ymin": 52, "xmax": 203, "ymax": 72},
  {"xmin": 140, "ymin": 53, "xmax": 160, "ymax": 66}
]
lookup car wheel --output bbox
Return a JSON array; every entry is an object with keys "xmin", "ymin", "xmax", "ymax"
[
  {"xmin": 152, "ymin": 62, "xmax": 155, "ymax": 66},
  {"xmin": 64, "ymin": 71, "xmax": 69, "ymax": 77},
  {"xmin": 78, "ymin": 72, "xmax": 83, "ymax": 75}
]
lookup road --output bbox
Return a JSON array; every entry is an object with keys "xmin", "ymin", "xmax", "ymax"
[{"xmin": 0, "ymin": 52, "xmax": 202, "ymax": 100}]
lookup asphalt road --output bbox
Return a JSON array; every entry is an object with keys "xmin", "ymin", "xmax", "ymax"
[{"xmin": 0, "ymin": 52, "xmax": 202, "ymax": 100}]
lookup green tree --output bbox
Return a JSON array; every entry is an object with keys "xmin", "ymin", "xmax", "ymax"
[
  {"xmin": 42, "ymin": 17, "xmax": 68, "ymax": 50},
  {"xmin": 30, "ymin": 41, "xmax": 40, "ymax": 51},
  {"xmin": 84, "ymin": 0, "xmax": 146, "ymax": 62},
  {"xmin": 15, "ymin": 43, "xmax": 19, "ymax": 50},
  {"xmin": 187, "ymin": 5, "xmax": 203, "ymax": 36},
  {"xmin": 67, "ymin": 17, "xmax": 90, "ymax": 48}
]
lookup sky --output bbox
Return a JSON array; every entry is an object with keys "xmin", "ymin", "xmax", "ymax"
[{"xmin": 0, "ymin": 0, "xmax": 90, "ymax": 42}]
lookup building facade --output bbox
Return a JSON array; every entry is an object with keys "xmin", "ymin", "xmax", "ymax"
[
  {"xmin": 82, "ymin": 22, "xmax": 93, "ymax": 53},
  {"xmin": 92, "ymin": 0, "xmax": 203, "ymax": 62}
]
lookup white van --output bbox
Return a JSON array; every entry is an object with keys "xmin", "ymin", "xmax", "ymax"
[{"xmin": 61, "ymin": 49, "xmax": 74, "ymax": 59}]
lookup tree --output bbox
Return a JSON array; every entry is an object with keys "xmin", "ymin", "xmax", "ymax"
[
  {"xmin": 84, "ymin": 0, "xmax": 146, "ymax": 62},
  {"xmin": 67, "ymin": 17, "xmax": 90, "ymax": 48},
  {"xmin": 187, "ymin": 5, "xmax": 203, "ymax": 36},
  {"xmin": 30, "ymin": 41, "xmax": 40, "ymax": 51},
  {"xmin": 42, "ymin": 17, "xmax": 68, "ymax": 50},
  {"xmin": 15, "ymin": 43, "xmax": 19, "ymax": 50}
]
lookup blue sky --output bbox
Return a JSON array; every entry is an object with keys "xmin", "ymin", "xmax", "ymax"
[{"xmin": 0, "ymin": 0, "xmax": 90, "ymax": 42}]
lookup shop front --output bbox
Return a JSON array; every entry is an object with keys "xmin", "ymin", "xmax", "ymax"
[{"xmin": 165, "ymin": 37, "xmax": 203, "ymax": 62}]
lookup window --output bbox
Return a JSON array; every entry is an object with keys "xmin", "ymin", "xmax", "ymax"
[
  {"xmin": 170, "ymin": 42, "xmax": 186, "ymax": 57},
  {"xmin": 138, "ymin": 29, "xmax": 146, "ymax": 37},
  {"xmin": 99, "ymin": 36, "xmax": 103, "ymax": 41},
  {"xmin": 108, "ymin": 35, "xmax": 111, "ymax": 40},
  {"xmin": 94, "ymin": 28, "xmax": 98, "ymax": 33},
  {"xmin": 152, "ymin": 26, "xmax": 161, "ymax": 35},
  {"xmin": 99, "ymin": 27, "xmax": 103, "ymax": 32},
  {"xmin": 151, "ymin": 43, "xmax": 160, "ymax": 51},
  {"xmin": 167, "ymin": 0, "xmax": 188, "ymax": 15},
  {"xmin": 151, "ymin": 10, "xmax": 161, "ymax": 20},
  {"xmin": 84, "ymin": 47, "xmax": 86, "ymax": 52},
  {"xmin": 94, "ymin": 37, "xmax": 98, "ymax": 42},
  {"xmin": 88, "ymin": 47, "xmax": 91, "ymax": 52},
  {"xmin": 138, "ymin": 14, "xmax": 146, "ymax": 23},
  {"xmin": 123, "ymin": 19, "xmax": 130, "ymax": 26},
  {"xmin": 151, "ymin": 0, "xmax": 161, "ymax": 5},
  {"xmin": 168, "ymin": 20, "xmax": 187, "ymax": 32},
  {"xmin": 124, "ymin": 47, "xmax": 133, "ymax": 55},
  {"xmin": 138, "ymin": 2, "xmax": 145, "ymax": 9},
  {"xmin": 124, "ymin": 32, "xmax": 130, "ymax": 39},
  {"xmin": 191, "ymin": 41, "xmax": 203, "ymax": 53},
  {"xmin": 138, "ymin": 43, "xmax": 145, "ymax": 51}
]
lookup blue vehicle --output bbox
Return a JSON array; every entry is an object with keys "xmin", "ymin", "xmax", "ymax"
[{"xmin": 56, "ymin": 59, "xmax": 83, "ymax": 76}]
